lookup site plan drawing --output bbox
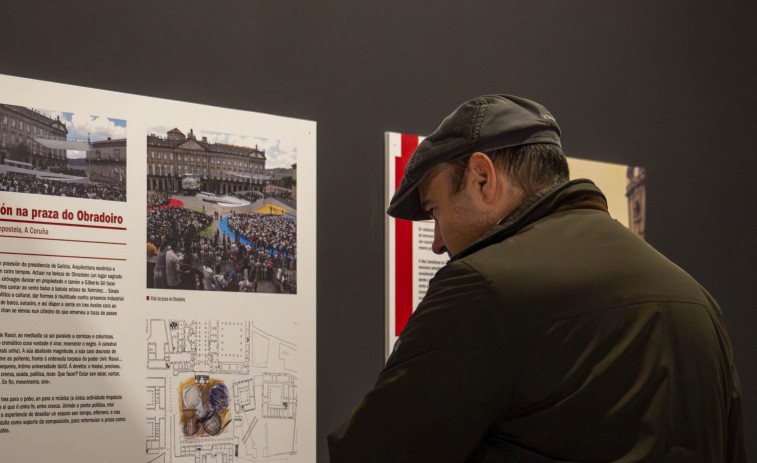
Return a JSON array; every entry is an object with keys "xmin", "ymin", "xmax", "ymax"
[{"xmin": 146, "ymin": 319, "xmax": 298, "ymax": 463}]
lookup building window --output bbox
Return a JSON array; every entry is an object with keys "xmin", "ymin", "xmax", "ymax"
[
  {"xmin": 151, "ymin": 151, "xmax": 155, "ymax": 159},
  {"xmin": 169, "ymin": 152, "xmax": 173, "ymax": 160}
]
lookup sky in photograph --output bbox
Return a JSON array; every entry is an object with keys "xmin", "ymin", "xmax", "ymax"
[
  {"xmin": 41, "ymin": 109, "xmax": 127, "ymax": 159},
  {"xmin": 147, "ymin": 125, "xmax": 297, "ymax": 170}
]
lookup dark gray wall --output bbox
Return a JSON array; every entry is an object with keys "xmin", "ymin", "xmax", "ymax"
[{"xmin": 1, "ymin": 1, "xmax": 754, "ymax": 460}]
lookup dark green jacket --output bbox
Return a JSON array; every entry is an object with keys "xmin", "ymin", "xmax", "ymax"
[{"xmin": 329, "ymin": 180, "xmax": 744, "ymax": 462}]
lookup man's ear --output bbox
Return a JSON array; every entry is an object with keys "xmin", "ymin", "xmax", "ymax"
[{"xmin": 466, "ymin": 152, "xmax": 498, "ymax": 203}]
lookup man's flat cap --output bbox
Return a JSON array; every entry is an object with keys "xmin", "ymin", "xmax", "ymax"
[{"xmin": 387, "ymin": 94, "xmax": 562, "ymax": 221}]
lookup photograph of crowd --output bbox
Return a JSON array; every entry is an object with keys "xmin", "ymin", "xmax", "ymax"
[
  {"xmin": 0, "ymin": 103, "xmax": 127, "ymax": 201},
  {"xmin": 146, "ymin": 126, "xmax": 298, "ymax": 294}
]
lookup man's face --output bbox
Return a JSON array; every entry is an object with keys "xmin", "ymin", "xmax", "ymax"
[{"xmin": 418, "ymin": 163, "xmax": 491, "ymax": 257}]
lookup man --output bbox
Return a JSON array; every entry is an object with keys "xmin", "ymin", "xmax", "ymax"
[
  {"xmin": 165, "ymin": 239, "xmax": 182, "ymax": 288},
  {"xmin": 153, "ymin": 238, "xmax": 168, "ymax": 289},
  {"xmin": 146, "ymin": 236, "xmax": 158, "ymax": 258},
  {"xmin": 328, "ymin": 95, "xmax": 745, "ymax": 462}
]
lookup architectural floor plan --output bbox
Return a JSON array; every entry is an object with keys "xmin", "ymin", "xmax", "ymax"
[{"xmin": 146, "ymin": 319, "xmax": 298, "ymax": 462}]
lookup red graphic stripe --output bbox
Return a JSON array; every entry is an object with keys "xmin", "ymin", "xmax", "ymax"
[
  {"xmin": 395, "ymin": 134, "xmax": 419, "ymax": 336},
  {"xmin": 0, "ymin": 218, "xmax": 126, "ymax": 230},
  {"xmin": 0, "ymin": 235, "xmax": 126, "ymax": 245}
]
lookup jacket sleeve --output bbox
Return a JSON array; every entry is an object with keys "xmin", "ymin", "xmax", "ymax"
[{"xmin": 328, "ymin": 261, "xmax": 509, "ymax": 463}]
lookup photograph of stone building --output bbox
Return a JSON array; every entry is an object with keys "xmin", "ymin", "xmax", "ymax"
[
  {"xmin": 0, "ymin": 103, "xmax": 127, "ymax": 201},
  {"xmin": 146, "ymin": 126, "xmax": 298, "ymax": 294},
  {"xmin": 147, "ymin": 128, "xmax": 267, "ymax": 196},
  {"xmin": 1, "ymin": 103, "xmax": 71, "ymax": 170},
  {"xmin": 88, "ymin": 137, "xmax": 127, "ymax": 185}
]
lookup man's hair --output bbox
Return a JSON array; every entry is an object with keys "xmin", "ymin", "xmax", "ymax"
[{"xmin": 446, "ymin": 143, "xmax": 570, "ymax": 196}]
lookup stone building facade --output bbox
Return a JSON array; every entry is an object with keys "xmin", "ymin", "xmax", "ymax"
[
  {"xmin": 147, "ymin": 128, "xmax": 267, "ymax": 195},
  {"xmin": 0, "ymin": 104, "xmax": 68, "ymax": 170},
  {"xmin": 87, "ymin": 138, "xmax": 127, "ymax": 184}
]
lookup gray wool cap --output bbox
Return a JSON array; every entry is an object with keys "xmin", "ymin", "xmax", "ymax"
[{"xmin": 387, "ymin": 94, "xmax": 562, "ymax": 221}]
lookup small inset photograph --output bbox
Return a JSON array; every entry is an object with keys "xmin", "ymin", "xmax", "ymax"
[
  {"xmin": 146, "ymin": 127, "xmax": 297, "ymax": 294},
  {"xmin": 0, "ymin": 103, "xmax": 127, "ymax": 201}
]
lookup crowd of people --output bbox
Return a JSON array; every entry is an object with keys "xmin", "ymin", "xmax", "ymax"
[
  {"xmin": 0, "ymin": 171, "xmax": 126, "ymax": 201},
  {"xmin": 147, "ymin": 206, "xmax": 296, "ymax": 294},
  {"xmin": 226, "ymin": 213, "xmax": 296, "ymax": 261},
  {"xmin": 147, "ymin": 192, "xmax": 172, "ymax": 208},
  {"xmin": 146, "ymin": 207, "xmax": 212, "ymax": 251},
  {"xmin": 193, "ymin": 238, "xmax": 296, "ymax": 293}
]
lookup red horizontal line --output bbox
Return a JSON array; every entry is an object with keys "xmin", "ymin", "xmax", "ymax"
[
  {"xmin": 0, "ymin": 218, "xmax": 126, "ymax": 230},
  {"xmin": 0, "ymin": 235, "xmax": 126, "ymax": 245},
  {"xmin": 0, "ymin": 252, "xmax": 126, "ymax": 261}
]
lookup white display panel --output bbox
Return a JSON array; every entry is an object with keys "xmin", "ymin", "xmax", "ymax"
[{"xmin": 0, "ymin": 74, "xmax": 316, "ymax": 463}]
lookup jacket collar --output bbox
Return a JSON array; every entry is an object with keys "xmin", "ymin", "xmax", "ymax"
[{"xmin": 452, "ymin": 179, "xmax": 609, "ymax": 261}]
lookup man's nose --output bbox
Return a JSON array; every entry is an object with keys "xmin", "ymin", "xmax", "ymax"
[{"xmin": 431, "ymin": 222, "xmax": 447, "ymax": 255}]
